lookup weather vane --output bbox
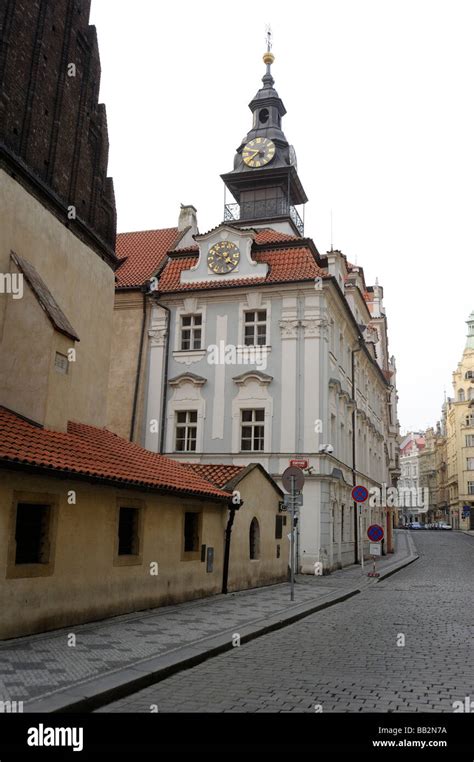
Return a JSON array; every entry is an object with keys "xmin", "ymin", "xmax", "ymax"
[{"xmin": 265, "ymin": 24, "xmax": 272, "ymax": 52}]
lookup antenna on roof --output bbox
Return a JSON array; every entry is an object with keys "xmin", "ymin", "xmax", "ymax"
[{"xmin": 330, "ymin": 209, "xmax": 333, "ymax": 252}]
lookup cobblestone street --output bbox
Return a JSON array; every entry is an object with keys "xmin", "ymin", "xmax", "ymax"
[{"xmin": 99, "ymin": 531, "xmax": 474, "ymax": 713}]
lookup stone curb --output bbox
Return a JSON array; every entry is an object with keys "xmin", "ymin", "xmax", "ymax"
[
  {"xmin": 26, "ymin": 587, "xmax": 360, "ymax": 714},
  {"xmin": 23, "ymin": 542, "xmax": 418, "ymax": 714},
  {"xmin": 375, "ymin": 533, "xmax": 419, "ymax": 582}
]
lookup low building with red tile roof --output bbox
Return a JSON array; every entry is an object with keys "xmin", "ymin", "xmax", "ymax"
[{"xmin": 0, "ymin": 406, "xmax": 288, "ymax": 639}]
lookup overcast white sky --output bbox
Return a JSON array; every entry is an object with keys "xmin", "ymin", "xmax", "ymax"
[{"xmin": 90, "ymin": 0, "xmax": 474, "ymax": 434}]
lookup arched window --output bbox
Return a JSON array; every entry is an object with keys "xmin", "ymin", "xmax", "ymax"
[
  {"xmin": 249, "ymin": 518, "xmax": 260, "ymax": 560},
  {"xmin": 459, "ymin": 389, "xmax": 465, "ymax": 402},
  {"xmin": 468, "ymin": 388, "xmax": 474, "ymax": 401}
]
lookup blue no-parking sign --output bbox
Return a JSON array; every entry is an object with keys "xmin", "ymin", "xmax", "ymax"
[{"xmin": 367, "ymin": 524, "xmax": 384, "ymax": 542}]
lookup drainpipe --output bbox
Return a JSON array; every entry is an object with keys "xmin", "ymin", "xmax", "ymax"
[
  {"xmin": 222, "ymin": 499, "xmax": 242, "ymax": 594},
  {"xmin": 351, "ymin": 340, "xmax": 363, "ymax": 564},
  {"xmin": 129, "ymin": 286, "xmax": 148, "ymax": 442},
  {"xmin": 155, "ymin": 299, "xmax": 171, "ymax": 455}
]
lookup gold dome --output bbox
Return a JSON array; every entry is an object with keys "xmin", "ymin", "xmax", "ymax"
[{"xmin": 263, "ymin": 51, "xmax": 275, "ymax": 65}]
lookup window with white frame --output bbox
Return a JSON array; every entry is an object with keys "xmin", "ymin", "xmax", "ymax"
[
  {"xmin": 244, "ymin": 310, "xmax": 267, "ymax": 346},
  {"xmin": 240, "ymin": 409, "xmax": 265, "ymax": 451},
  {"xmin": 467, "ymin": 458, "xmax": 474, "ymax": 470},
  {"xmin": 180, "ymin": 314, "xmax": 202, "ymax": 351},
  {"xmin": 175, "ymin": 411, "xmax": 198, "ymax": 451},
  {"xmin": 466, "ymin": 435, "xmax": 474, "ymax": 447},
  {"xmin": 468, "ymin": 481, "xmax": 474, "ymax": 495},
  {"xmin": 466, "ymin": 414, "xmax": 474, "ymax": 427}
]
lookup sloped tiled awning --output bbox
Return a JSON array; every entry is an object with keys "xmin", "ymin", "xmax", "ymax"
[{"xmin": 10, "ymin": 251, "xmax": 79, "ymax": 342}]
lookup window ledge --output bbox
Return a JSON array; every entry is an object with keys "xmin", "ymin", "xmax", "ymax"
[
  {"xmin": 181, "ymin": 552, "xmax": 201, "ymax": 562},
  {"xmin": 7, "ymin": 563, "xmax": 54, "ymax": 579},
  {"xmin": 173, "ymin": 349, "xmax": 206, "ymax": 366},
  {"xmin": 114, "ymin": 555, "xmax": 143, "ymax": 567}
]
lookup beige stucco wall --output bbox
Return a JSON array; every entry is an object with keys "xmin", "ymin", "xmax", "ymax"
[
  {"xmin": 0, "ymin": 471, "xmax": 226, "ymax": 640},
  {"xmin": 0, "ymin": 169, "xmax": 115, "ymax": 430},
  {"xmin": 106, "ymin": 290, "xmax": 149, "ymax": 441},
  {"xmin": 227, "ymin": 467, "xmax": 289, "ymax": 592}
]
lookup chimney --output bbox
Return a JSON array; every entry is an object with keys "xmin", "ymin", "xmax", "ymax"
[{"xmin": 178, "ymin": 204, "xmax": 198, "ymax": 235}]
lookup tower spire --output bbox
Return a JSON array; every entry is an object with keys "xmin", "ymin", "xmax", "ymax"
[
  {"xmin": 262, "ymin": 25, "xmax": 275, "ymax": 88},
  {"xmin": 465, "ymin": 309, "xmax": 474, "ymax": 351}
]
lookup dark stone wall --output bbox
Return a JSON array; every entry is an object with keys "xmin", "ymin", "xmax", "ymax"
[{"xmin": 0, "ymin": 0, "xmax": 117, "ymax": 264}]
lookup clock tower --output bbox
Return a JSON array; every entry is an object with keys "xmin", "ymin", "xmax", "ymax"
[{"xmin": 221, "ymin": 32, "xmax": 308, "ymax": 236}]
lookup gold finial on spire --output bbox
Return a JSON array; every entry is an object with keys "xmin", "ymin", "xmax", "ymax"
[{"xmin": 263, "ymin": 24, "xmax": 275, "ymax": 65}]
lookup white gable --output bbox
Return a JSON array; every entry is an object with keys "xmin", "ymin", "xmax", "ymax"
[{"xmin": 180, "ymin": 224, "xmax": 268, "ymax": 284}]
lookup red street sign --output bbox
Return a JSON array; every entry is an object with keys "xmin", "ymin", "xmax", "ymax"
[
  {"xmin": 352, "ymin": 485, "xmax": 369, "ymax": 503},
  {"xmin": 290, "ymin": 458, "xmax": 309, "ymax": 469},
  {"xmin": 367, "ymin": 524, "xmax": 384, "ymax": 542}
]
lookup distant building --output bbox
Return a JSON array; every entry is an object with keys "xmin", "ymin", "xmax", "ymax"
[
  {"xmin": 443, "ymin": 312, "xmax": 474, "ymax": 530},
  {"xmin": 398, "ymin": 433, "xmax": 426, "ymax": 524},
  {"xmin": 418, "ymin": 428, "xmax": 438, "ymax": 524}
]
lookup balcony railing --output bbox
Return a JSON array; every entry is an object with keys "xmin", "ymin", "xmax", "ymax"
[{"xmin": 224, "ymin": 200, "xmax": 304, "ymax": 236}]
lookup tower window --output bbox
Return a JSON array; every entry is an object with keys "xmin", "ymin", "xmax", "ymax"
[{"xmin": 259, "ymin": 108, "xmax": 269, "ymax": 124}]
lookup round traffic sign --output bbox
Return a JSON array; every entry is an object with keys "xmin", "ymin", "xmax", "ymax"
[
  {"xmin": 367, "ymin": 524, "xmax": 384, "ymax": 542},
  {"xmin": 282, "ymin": 466, "xmax": 305, "ymax": 493},
  {"xmin": 352, "ymin": 485, "xmax": 369, "ymax": 503}
]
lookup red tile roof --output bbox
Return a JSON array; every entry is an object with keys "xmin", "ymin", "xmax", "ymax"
[
  {"xmin": 185, "ymin": 463, "xmax": 244, "ymax": 489},
  {"xmin": 115, "ymin": 227, "xmax": 181, "ymax": 288},
  {"xmin": 0, "ymin": 407, "xmax": 229, "ymax": 500},
  {"xmin": 115, "ymin": 226, "xmax": 304, "ymax": 288},
  {"xmin": 159, "ymin": 245, "xmax": 326, "ymax": 293},
  {"xmin": 253, "ymin": 228, "xmax": 299, "ymax": 244}
]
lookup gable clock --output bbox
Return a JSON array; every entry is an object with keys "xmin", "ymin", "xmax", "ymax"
[{"xmin": 207, "ymin": 240, "xmax": 240, "ymax": 275}]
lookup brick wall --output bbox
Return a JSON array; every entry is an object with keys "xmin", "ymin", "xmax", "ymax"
[{"xmin": 0, "ymin": 0, "xmax": 117, "ymax": 261}]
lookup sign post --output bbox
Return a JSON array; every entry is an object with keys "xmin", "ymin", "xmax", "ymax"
[
  {"xmin": 352, "ymin": 485, "xmax": 369, "ymax": 570},
  {"xmin": 367, "ymin": 524, "xmax": 384, "ymax": 577},
  {"xmin": 282, "ymin": 466, "xmax": 305, "ymax": 602}
]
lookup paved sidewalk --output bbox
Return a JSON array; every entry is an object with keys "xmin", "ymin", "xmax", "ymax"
[{"xmin": 0, "ymin": 530, "xmax": 417, "ymax": 713}]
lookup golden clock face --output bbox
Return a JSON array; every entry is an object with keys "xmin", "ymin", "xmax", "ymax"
[
  {"xmin": 207, "ymin": 241, "xmax": 240, "ymax": 274},
  {"xmin": 242, "ymin": 137, "xmax": 276, "ymax": 168}
]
